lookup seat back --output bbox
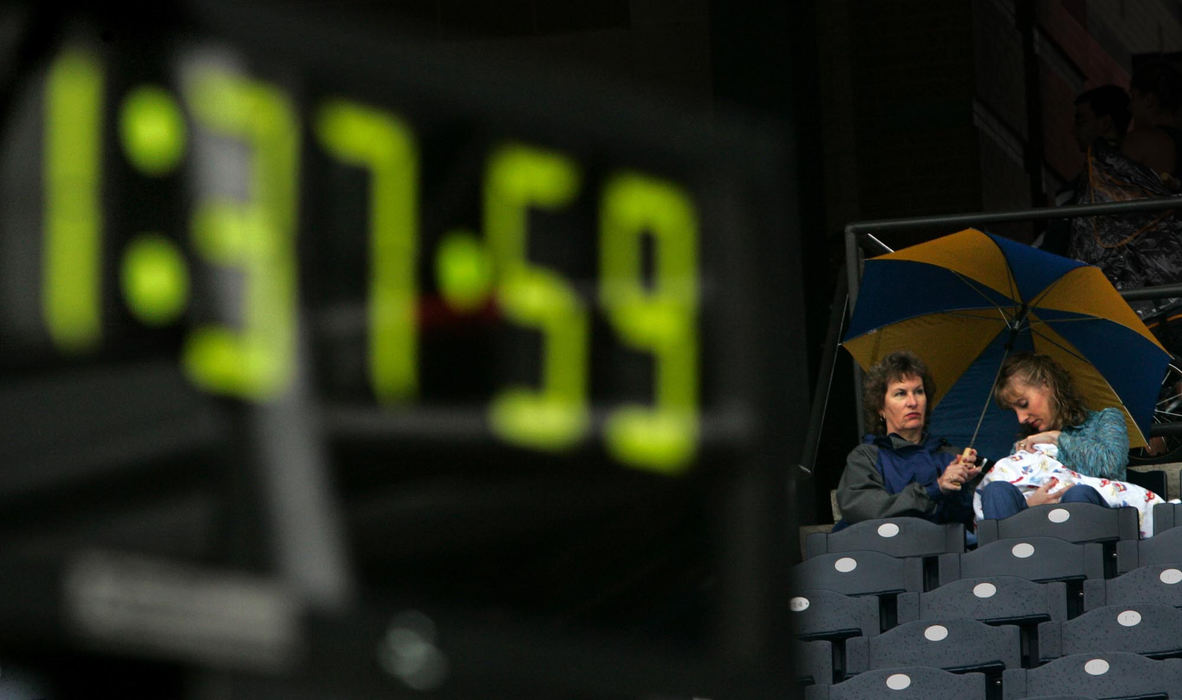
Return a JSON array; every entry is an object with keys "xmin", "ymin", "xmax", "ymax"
[
  {"xmin": 795, "ymin": 639, "xmax": 834, "ymax": 686},
  {"xmin": 1152, "ymin": 501, "xmax": 1182, "ymax": 534},
  {"xmin": 790, "ymin": 588, "xmax": 881, "ymax": 640},
  {"xmin": 938, "ymin": 537, "xmax": 1105, "ymax": 585},
  {"xmin": 805, "ymin": 517, "xmax": 964, "ymax": 558},
  {"xmin": 1001, "ymin": 652, "xmax": 1182, "ymax": 699},
  {"xmin": 897, "ymin": 575, "xmax": 1067, "ymax": 625},
  {"xmin": 804, "ymin": 666, "xmax": 987, "ymax": 700},
  {"xmin": 1116, "ymin": 525, "xmax": 1182, "ymax": 574},
  {"xmin": 1127, "ymin": 468, "xmax": 1168, "ymax": 501},
  {"xmin": 792, "ymin": 550, "xmax": 924, "ymax": 597},
  {"xmin": 1084, "ymin": 564, "xmax": 1182, "ymax": 610},
  {"xmin": 844, "ymin": 617, "xmax": 1021, "ymax": 677},
  {"xmin": 1037, "ymin": 603, "xmax": 1182, "ymax": 662},
  {"xmin": 976, "ymin": 502, "xmax": 1139, "ymax": 545}
]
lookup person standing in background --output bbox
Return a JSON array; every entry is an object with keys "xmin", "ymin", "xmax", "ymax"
[{"xmin": 1122, "ymin": 60, "xmax": 1182, "ymax": 190}]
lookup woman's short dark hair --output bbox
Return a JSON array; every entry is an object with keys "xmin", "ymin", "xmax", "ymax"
[
  {"xmin": 992, "ymin": 353, "xmax": 1089, "ymax": 428},
  {"xmin": 1075, "ymin": 84, "xmax": 1132, "ymax": 135},
  {"xmin": 862, "ymin": 350, "xmax": 935, "ymax": 436}
]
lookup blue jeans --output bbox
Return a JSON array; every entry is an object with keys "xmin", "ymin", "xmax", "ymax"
[{"xmin": 979, "ymin": 480, "xmax": 1107, "ymax": 521}]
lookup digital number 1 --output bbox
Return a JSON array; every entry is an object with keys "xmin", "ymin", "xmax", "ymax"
[{"xmin": 43, "ymin": 49, "xmax": 104, "ymax": 351}]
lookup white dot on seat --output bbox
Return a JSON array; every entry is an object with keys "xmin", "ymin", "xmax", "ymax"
[
  {"xmin": 1047, "ymin": 508, "xmax": 1070, "ymax": 523},
  {"xmin": 1161, "ymin": 568, "xmax": 1182, "ymax": 585},
  {"xmin": 924, "ymin": 625, "xmax": 949, "ymax": 642},
  {"xmin": 789, "ymin": 597, "xmax": 810, "ymax": 613},
  {"xmin": 972, "ymin": 582, "xmax": 997, "ymax": 598},
  {"xmin": 1011, "ymin": 542, "xmax": 1035, "ymax": 559},
  {"xmin": 834, "ymin": 557, "xmax": 857, "ymax": 573},
  {"xmin": 1084, "ymin": 658, "xmax": 1110, "ymax": 675},
  {"xmin": 885, "ymin": 673, "xmax": 912, "ymax": 690},
  {"xmin": 1117, "ymin": 610, "xmax": 1142, "ymax": 627},
  {"xmin": 877, "ymin": 522, "xmax": 900, "ymax": 538}
]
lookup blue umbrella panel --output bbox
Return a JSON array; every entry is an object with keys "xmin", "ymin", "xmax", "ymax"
[{"xmin": 843, "ymin": 228, "xmax": 1170, "ymax": 462}]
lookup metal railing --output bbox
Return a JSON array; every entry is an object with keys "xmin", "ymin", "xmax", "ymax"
[{"xmin": 799, "ymin": 194, "xmax": 1182, "ymax": 477}]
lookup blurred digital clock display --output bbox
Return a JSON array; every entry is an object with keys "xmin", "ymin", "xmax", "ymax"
[{"xmin": 0, "ymin": 6, "xmax": 802, "ymax": 484}]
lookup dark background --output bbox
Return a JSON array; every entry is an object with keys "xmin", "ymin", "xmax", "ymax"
[
  {"xmin": 9, "ymin": 0, "xmax": 1181, "ymax": 531},
  {"xmin": 0, "ymin": 0, "xmax": 1181, "ymax": 696}
]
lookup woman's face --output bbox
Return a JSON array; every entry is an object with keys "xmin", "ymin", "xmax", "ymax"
[
  {"xmin": 1004, "ymin": 378, "xmax": 1058, "ymax": 431},
  {"xmin": 880, "ymin": 374, "xmax": 926, "ymax": 441}
]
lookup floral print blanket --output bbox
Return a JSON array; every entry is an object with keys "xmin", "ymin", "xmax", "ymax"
[{"xmin": 972, "ymin": 444, "xmax": 1165, "ymax": 538}]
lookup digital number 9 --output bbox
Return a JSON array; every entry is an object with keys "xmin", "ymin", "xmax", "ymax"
[{"xmin": 600, "ymin": 173, "xmax": 699, "ymax": 473}]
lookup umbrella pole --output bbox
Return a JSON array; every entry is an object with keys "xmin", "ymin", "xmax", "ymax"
[
  {"xmin": 966, "ymin": 347, "xmax": 1013, "ymax": 453},
  {"xmin": 966, "ymin": 311, "xmax": 1028, "ymax": 453}
]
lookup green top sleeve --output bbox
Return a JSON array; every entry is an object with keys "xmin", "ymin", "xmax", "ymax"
[{"xmin": 1056, "ymin": 407, "xmax": 1129, "ymax": 480}]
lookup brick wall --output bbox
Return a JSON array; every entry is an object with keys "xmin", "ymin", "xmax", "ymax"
[
  {"xmin": 816, "ymin": 0, "xmax": 1182, "ymax": 251},
  {"xmin": 1087, "ymin": 0, "xmax": 1182, "ymax": 58}
]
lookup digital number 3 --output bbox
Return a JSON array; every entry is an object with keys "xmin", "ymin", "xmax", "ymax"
[{"xmin": 182, "ymin": 67, "xmax": 299, "ymax": 401}]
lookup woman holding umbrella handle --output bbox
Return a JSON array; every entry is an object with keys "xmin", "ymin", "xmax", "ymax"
[
  {"xmin": 980, "ymin": 353, "xmax": 1129, "ymax": 518},
  {"xmin": 833, "ymin": 351, "xmax": 983, "ymax": 531}
]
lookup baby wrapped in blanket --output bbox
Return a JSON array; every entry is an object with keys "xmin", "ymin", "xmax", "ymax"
[{"xmin": 973, "ymin": 444, "xmax": 1164, "ymax": 538}]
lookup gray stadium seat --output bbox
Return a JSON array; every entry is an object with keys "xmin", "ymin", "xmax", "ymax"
[
  {"xmin": 1001, "ymin": 652, "xmax": 1182, "ymax": 699},
  {"xmin": 976, "ymin": 503, "xmax": 1139, "ymax": 545},
  {"xmin": 1084, "ymin": 563, "xmax": 1182, "ymax": 610},
  {"xmin": 938, "ymin": 537, "xmax": 1104, "ymax": 618},
  {"xmin": 1037, "ymin": 603, "xmax": 1182, "ymax": 662},
  {"xmin": 977, "ymin": 503, "xmax": 1138, "ymax": 578},
  {"xmin": 844, "ymin": 617, "xmax": 1021, "ymax": 677},
  {"xmin": 806, "ymin": 517, "xmax": 964, "ymax": 590},
  {"xmin": 790, "ymin": 588, "xmax": 881, "ymax": 640},
  {"xmin": 897, "ymin": 575, "xmax": 1068, "ymax": 625},
  {"xmin": 796, "ymin": 639, "xmax": 834, "ymax": 686},
  {"xmin": 792, "ymin": 550, "xmax": 924, "ymax": 598},
  {"xmin": 1116, "ymin": 524, "xmax": 1182, "ymax": 574},
  {"xmin": 805, "ymin": 517, "xmax": 965, "ymax": 558},
  {"xmin": 1126, "ymin": 469, "xmax": 1168, "ymax": 503},
  {"xmin": 1152, "ymin": 501, "xmax": 1182, "ymax": 534},
  {"xmin": 937, "ymin": 537, "xmax": 1105, "ymax": 586},
  {"xmin": 803, "ymin": 666, "xmax": 987, "ymax": 700}
]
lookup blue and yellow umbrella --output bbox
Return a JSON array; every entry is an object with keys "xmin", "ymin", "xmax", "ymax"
[{"xmin": 843, "ymin": 228, "xmax": 1170, "ymax": 460}]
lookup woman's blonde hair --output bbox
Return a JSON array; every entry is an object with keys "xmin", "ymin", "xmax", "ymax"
[{"xmin": 992, "ymin": 353, "xmax": 1088, "ymax": 428}]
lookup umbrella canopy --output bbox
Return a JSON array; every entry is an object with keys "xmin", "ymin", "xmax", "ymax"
[{"xmin": 843, "ymin": 228, "xmax": 1170, "ymax": 460}]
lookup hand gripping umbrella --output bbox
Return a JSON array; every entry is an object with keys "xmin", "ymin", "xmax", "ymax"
[{"xmin": 843, "ymin": 228, "xmax": 1170, "ymax": 461}]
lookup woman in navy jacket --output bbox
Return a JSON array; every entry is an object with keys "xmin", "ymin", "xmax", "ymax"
[{"xmin": 835, "ymin": 350, "xmax": 982, "ymax": 529}]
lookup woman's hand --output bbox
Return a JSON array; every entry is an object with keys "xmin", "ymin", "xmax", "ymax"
[
  {"xmin": 938, "ymin": 451, "xmax": 982, "ymax": 494},
  {"xmin": 1025, "ymin": 477, "xmax": 1068, "ymax": 506},
  {"xmin": 1015, "ymin": 430, "xmax": 1062, "ymax": 452}
]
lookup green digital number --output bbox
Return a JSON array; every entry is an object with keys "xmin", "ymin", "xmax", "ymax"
[
  {"xmin": 600, "ymin": 173, "xmax": 699, "ymax": 473},
  {"xmin": 181, "ymin": 69, "xmax": 299, "ymax": 401},
  {"xmin": 485, "ymin": 144, "xmax": 588, "ymax": 450},
  {"xmin": 316, "ymin": 100, "xmax": 419, "ymax": 403},
  {"xmin": 43, "ymin": 48, "xmax": 104, "ymax": 351}
]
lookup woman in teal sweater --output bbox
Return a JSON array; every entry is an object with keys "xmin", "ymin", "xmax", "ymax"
[{"xmin": 980, "ymin": 353, "xmax": 1129, "ymax": 519}]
